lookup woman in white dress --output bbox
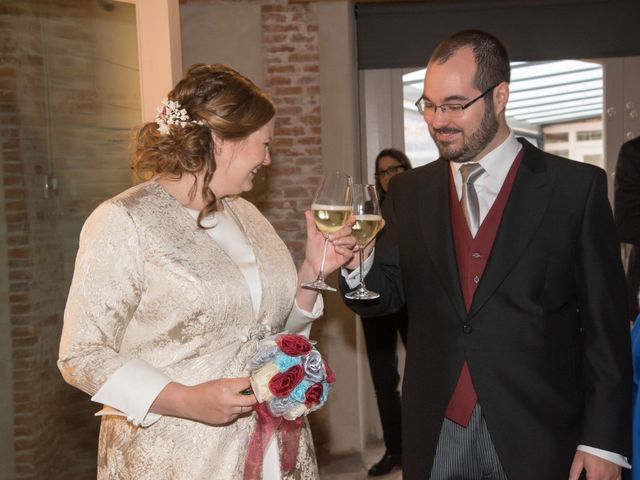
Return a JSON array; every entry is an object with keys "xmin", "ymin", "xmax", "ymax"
[{"xmin": 58, "ymin": 64, "xmax": 355, "ymax": 480}]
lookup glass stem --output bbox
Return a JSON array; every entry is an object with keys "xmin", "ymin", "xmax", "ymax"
[
  {"xmin": 358, "ymin": 247, "xmax": 365, "ymax": 290},
  {"xmin": 318, "ymin": 237, "xmax": 329, "ymax": 281}
]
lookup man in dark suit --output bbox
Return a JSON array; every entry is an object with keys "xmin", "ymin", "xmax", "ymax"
[
  {"xmin": 614, "ymin": 135, "xmax": 640, "ymax": 323},
  {"xmin": 341, "ymin": 30, "xmax": 631, "ymax": 480}
]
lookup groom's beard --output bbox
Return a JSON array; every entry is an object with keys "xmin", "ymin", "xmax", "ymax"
[{"xmin": 430, "ymin": 102, "xmax": 499, "ymax": 164}]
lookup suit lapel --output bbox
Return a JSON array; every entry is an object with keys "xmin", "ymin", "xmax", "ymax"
[
  {"xmin": 418, "ymin": 160, "xmax": 467, "ymax": 322},
  {"xmin": 469, "ymin": 141, "xmax": 555, "ymax": 317}
]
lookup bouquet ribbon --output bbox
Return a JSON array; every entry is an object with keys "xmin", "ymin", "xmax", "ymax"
[{"xmin": 243, "ymin": 402, "xmax": 304, "ymax": 479}]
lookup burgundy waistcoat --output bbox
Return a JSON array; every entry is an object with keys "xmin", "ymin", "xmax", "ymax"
[{"xmin": 444, "ymin": 149, "xmax": 524, "ymax": 426}]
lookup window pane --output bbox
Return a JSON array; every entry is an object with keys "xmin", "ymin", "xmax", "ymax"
[
  {"xmin": 544, "ymin": 132, "xmax": 570, "ymax": 143},
  {"xmin": 576, "ymin": 130, "xmax": 603, "ymax": 141}
]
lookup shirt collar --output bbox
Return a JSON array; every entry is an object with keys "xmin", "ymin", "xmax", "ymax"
[{"xmin": 450, "ymin": 131, "xmax": 522, "ymax": 186}]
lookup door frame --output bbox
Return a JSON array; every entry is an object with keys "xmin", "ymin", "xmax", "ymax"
[{"xmin": 117, "ymin": 0, "xmax": 183, "ymax": 122}]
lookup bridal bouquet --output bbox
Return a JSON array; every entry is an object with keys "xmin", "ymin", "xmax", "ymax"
[
  {"xmin": 244, "ymin": 334, "xmax": 335, "ymax": 479},
  {"xmin": 248, "ymin": 334, "xmax": 335, "ymax": 420}
]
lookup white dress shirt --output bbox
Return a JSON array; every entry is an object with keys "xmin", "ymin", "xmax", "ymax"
[{"xmin": 450, "ymin": 132, "xmax": 522, "ymax": 227}]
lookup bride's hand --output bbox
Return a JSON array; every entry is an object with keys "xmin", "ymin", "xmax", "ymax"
[
  {"xmin": 151, "ymin": 377, "xmax": 257, "ymax": 425},
  {"xmin": 303, "ymin": 210, "xmax": 356, "ymax": 277}
]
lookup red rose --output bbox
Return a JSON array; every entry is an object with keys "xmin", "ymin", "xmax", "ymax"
[
  {"xmin": 304, "ymin": 383, "xmax": 324, "ymax": 407},
  {"xmin": 323, "ymin": 359, "xmax": 336, "ymax": 383},
  {"xmin": 276, "ymin": 334, "xmax": 312, "ymax": 356},
  {"xmin": 269, "ymin": 365, "xmax": 304, "ymax": 398}
]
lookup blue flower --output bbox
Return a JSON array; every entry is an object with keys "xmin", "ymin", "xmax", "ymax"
[
  {"xmin": 320, "ymin": 381, "xmax": 328, "ymax": 403},
  {"xmin": 274, "ymin": 352, "xmax": 302, "ymax": 372},
  {"xmin": 290, "ymin": 379, "xmax": 314, "ymax": 403}
]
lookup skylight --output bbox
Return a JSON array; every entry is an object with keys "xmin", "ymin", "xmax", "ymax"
[{"xmin": 403, "ymin": 60, "xmax": 603, "ymax": 127}]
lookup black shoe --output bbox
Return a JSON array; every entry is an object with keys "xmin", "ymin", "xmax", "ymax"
[{"xmin": 368, "ymin": 452, "xmax": 401, "ymax": 476}]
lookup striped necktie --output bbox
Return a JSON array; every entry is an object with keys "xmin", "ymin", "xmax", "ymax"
[{"xmin": 459, "ymin": 163, "xmax": 485, "ymax": 236}]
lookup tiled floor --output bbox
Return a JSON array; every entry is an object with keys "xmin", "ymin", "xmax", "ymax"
[{"xmin": 318, "ymin": 441, "xmax": 402, "ymax": 480}]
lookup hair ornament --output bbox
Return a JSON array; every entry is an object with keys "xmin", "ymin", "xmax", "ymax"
[{"xmin": 155, "ymin": 98, "xmax": 205, "ymax": 135}]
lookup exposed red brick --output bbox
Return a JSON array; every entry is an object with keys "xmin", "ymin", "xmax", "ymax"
[
  {"xmin": 10, "ymin": 304, "xmax": 31, "ymax": 315},
  {"xmin": 13, "ymin": 437, "xmax": 34, "ymax": 450},
  {"xmin": 288, "ymin": 53, "xmax": 319, "ymax": 63},
  {"xmin": 8, "ymin": 248, "xmax": 29, "ymax": 258},
  {"xmin": 273, "ymin": 86, "xmax": 303, "ymax": 96},
  {"xmin": 298, "ymin": 136, "xmax": 321, "ymax": 145},
  {"xmin": 263, "ymin": 23, "xmax": 299, "ymax": 33},
  {"xmin": 4, "ymin": 200, "xmax": 27, "ymax": 211},
  {"xmin": 267, "ymin": 64, "xmax": 296, "ymax": 74},
  {"xmin": 7, "ymin": 233, "xmax": 28, "ymax": 245},
  {"xmin": 9, "ymin": 293, "xmax": 29, "ymax": 303},
  {"xmin": 4, "ymin": 187, "xmax": 26, "ymax": 199},
  {"xmin": 277, "ymin": 126, "xmax": 305, "ymax": 136},
  {"xmin": 262, "ymin": 4, "xmax": 287, "ymax": 13},
  {"xmin": 263, "ymin": 12, "xmax": 287, "ymax": 22},
  {"xmin": 272, "ymin": 137, "xmax": 293, "ymax": 147},
  {"xmin": 268, "ymin": 74, "xmax": 293, "ymax": 84},
  {"xmin": 12, "ymin": 335, "xmax": 38, "ymax": 347}
]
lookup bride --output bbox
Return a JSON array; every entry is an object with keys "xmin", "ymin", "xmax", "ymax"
[{"xmin": 58, "ymin": 63, "xmax": 355, "ymax": 479}]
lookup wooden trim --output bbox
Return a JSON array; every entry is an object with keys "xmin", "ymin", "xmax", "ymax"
[{"xmin": 133, "ymin": 0, "xmax": 183, "ymax": 122}]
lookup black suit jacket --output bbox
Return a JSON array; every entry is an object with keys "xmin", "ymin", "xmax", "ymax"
[{"xmin": 342, "ymin": 139, "xmax": 631, "ymax": 480}]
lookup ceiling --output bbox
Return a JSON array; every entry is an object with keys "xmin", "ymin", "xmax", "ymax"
[{"xmin": 403, "ymin": 59, "xmax": 603, "ymax": 129}]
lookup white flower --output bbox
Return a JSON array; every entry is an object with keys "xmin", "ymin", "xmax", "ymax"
[
  {"xmin": 154, "ymin": 98, "xmax": 204, "ymax": 135},
  {"xmin": 250, "ymin": 362, "xmax": 279, "ymax": 403}
]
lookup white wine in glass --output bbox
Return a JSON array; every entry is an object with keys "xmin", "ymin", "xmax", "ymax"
[
  {"xmin": 311, "ymin": 204, "xmax": 352, "ymax": 235},
  {"xmin": 301, "ymin": 172, "xmax": 353, "ymax": 292},
  {"xmin": 345, "ymin": 184, "xmax": 382, "ymax": 300}
]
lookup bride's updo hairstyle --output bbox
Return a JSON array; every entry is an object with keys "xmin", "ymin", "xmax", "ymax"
[{"xmin": 133, "ymin": 63, "xmax": 276, "ymax": 226}]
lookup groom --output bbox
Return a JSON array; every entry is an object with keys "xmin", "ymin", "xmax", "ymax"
[{"xmin": 342, "ymin": 30, "xmax": 631, "ymax": 480}]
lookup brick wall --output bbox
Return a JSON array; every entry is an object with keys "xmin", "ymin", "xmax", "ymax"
[
  {"xmin": 2, "ymin": 2, "xmax": 79, "ymax": 478},
  {"xmin": 1, "ymin": 1, "xmax": 137, "ymax": 478},
  {"xmin": 255, "ymin": 1, "xmax": 323, "ymax": 266}
]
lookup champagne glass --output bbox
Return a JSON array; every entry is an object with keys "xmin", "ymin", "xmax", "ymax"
[
  {"xmin": 301, "ymin": 171, "xmax": 353, "ymax": 292},
  {"xmin": 344, "ymin": 184, "xmax": 383, "ymax": 300}
]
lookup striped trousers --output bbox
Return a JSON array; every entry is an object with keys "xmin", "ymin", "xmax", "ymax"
[{"xmin": 429, "ymin": 404, "xmax": 508, "ymax": 480}]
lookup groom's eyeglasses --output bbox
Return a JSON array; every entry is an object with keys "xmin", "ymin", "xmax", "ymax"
[{"xmin": 414, "ymin": 83, "xmax": 500, "ymax": 119}]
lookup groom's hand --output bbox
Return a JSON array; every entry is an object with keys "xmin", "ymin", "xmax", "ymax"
[{"xmin": 568, "ymin": 451, "xmax": 621, "ymax": 480}]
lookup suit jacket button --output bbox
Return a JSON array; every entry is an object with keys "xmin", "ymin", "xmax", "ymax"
[{"xmin": 462, "ymin": 323, "xmax": 473, "ymax": 334}]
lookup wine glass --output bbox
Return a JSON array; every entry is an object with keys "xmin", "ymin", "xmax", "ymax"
[
  {"xmin": 301, "ymin": 171, "xmax": 353, "ymax": 292},
  {"xmin": 344, "ymin": 184, "xmax": 382, "ymax": 300}
]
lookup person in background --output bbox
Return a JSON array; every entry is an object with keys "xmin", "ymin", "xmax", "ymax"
[
  {"xmin": 616, "ymin": 135, "xmax": 640, "ymax": 480},
  {"xmin": 375, "ymin": 148, "xmax": 413, "ymax": 204},
  {"xmin": 360, "ymin": 148, "xmax": 411, "ymax": 476},
  {"xmin": 58, "ymin": 63, "xmax": 355, "ymax": 480},
  {"xmin": 631, "ymin": 318, "xmax": 640, "ymax": 480},
  {"xmin": 614, "ymin": 135, "xmax": 640, "ymax": 323},
  {"xmin": 340, "ymin": 30, "xmax": 631, "ymax": 480}
]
